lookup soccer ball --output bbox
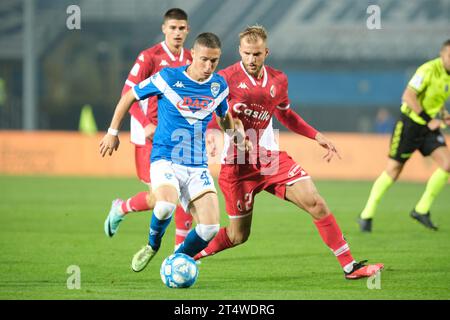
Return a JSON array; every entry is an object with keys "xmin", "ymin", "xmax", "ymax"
[{"xmin": 160, "ymin": 253, "xmax": 199, "ymax": 288}]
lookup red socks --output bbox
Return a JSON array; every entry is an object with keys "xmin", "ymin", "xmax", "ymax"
[
  {"xmin": 194, "ymin": 227, "xmax": 234, "ymax": 260},
  {"xmin": 121, "ymin": 192, "xmax": 150, "ymax": 214},
  {"xmin": 314, "ymin": 214, "xmax": 355, "ymax": 268},
  {"xmin": 190, "ymin": 214, "xmax": 354, "ymax": 272},
  {"xmin": 174, "ymin": 206, "xmax": 193, "ymax": 246}
]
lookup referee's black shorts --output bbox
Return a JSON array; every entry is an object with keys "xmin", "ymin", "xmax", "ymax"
[{"xmin": 388, "ymin": 113, "xmax": 447, "ymax": 163}]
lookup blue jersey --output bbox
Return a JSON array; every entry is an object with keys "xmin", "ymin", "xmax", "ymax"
[{"xmin": 133, "ymin": 65, "xmax": 229, "ymax": 167}]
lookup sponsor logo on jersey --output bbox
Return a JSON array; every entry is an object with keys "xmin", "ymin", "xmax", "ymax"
[
  {"xmin": 237, "ymin": 82, "xmax": 248, "ymax": 89},
  {"xmin": 211, "ymin": 82, "xmax": 220, "ymax": 97},
  {"xmin": 232, "ymin": 103, "xmax": 271, "ymax": 121},
  {"xmin": 177, "ymin": 95, "xmax": 214, "ymax": 112},
  {"xmin": 173, "ymin": 81, "xmax": 185, "ymax": 88},
  {"xmin": 159, "ymin": 59, "xmax": 169, "ymax": 66},
  {"xmin": 270, "ymin": 84, "xmax": 276, "ymax": 98}
]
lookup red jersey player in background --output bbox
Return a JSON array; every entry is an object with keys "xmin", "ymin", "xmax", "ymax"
[
  {"xmin": 196, "ymin": 25, "xmax": 384, "ymax": 279},
  {"xmin": 104, "ymin": 8, "xmax": 193, "ymax": 249}
]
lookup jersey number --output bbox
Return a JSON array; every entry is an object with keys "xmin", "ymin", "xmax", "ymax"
[{"xmin": 200, "ymin": 171, "xmax": 211, "ymax": 186}]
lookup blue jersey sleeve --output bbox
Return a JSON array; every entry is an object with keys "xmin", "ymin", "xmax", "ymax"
[
  {"xmin": 132, "ymin": 72, "xmax": 164, "ymax": 101},
  {"xmin": 214, "ymin": 83, "xmax": 229, "ymax": 118}
]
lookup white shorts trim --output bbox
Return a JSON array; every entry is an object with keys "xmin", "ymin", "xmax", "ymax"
[
  {"xmin": 286, "ymin": 175, "xmax": 311, "ymax": 186},
  {"xmin": 228, "ymin": 211, "xmax": 253, "ymax": 219}
]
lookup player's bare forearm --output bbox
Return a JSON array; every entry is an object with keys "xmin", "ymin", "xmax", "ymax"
[
  {"xmin": 217, "ymin": 114, "xmax": 251, "ymax": 151},
  {"xmin": 109, "ymin": 90, "xmax": 137, "ymax": 130},
  {"xmin": 402, "ymin": 86, "xmax": 423, "ymax": 115},
  {"xmin": 217, "ymin": 112, "xmax": 235, "ymax": 132},
  {"xmin": 402, "ymin": 87, "xmax": 442, "ymax": 129},
  {"xmin": 99, "ymin": 90, "xmax": 136, "ymax": 157}
]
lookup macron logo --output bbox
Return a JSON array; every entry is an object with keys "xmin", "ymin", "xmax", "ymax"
[
  {"xmin": 173, "ymin": 81, "xmax": 185, "ymax": 88},
  {"xmin": 159, "ymin": 59, "xmax": 169, "ymax": 66},
  {"xmin": 237, "ymin": 82, "xmax": 248, "ymax": 89}
]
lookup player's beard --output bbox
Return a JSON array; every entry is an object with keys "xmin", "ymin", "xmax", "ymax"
[{"xmin": 244, "ymin": 62, "xmax": 263, "ymax": 78}]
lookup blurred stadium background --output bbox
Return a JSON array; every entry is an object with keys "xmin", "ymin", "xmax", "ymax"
[
  {"xmin": 0, "ymin": 0, "xmax": 449, "ymax": 132},
  {"xmin": 1, "ymin": 0, "xmax": 449, "ymax": 180}
]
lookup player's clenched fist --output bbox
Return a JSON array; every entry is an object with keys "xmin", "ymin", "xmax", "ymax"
[{"xmin": 99, "ymin": 133, "xmax": 120, "ymax": 157}]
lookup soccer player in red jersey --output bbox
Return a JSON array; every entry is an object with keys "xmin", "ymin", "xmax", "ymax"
[
  {"xmin": 196, "ymin": 25, "xmax": 384, "ymax": 279},
  {"xmin": 104, "ymin": 8, "xmax": 193, "ymax": 248}
]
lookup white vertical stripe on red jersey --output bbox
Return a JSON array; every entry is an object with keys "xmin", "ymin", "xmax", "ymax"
[
  {"xmin": 125, "ymin": 79, "xmax": 136, "ymax": 88},
  {"xmin": 239, "ymin": 61, "xmax": 256, "ymax": 86},
  {"xmin": 130, "ymin": 63, "xmax": 140, "ymax": 76},
  {"xmin": 258, "ymin": 119, "xmax": 279, "ymax": 150},
  {"xmin": 239, "ymin": 61, "xmax": 267, "ymax": 87},
  {"xmin": 161, "ymin": 41, "xmax": 176, "ymax": 61},
  {"xmin": 220, "ymin": 118, "xmax": 280, "ymax": 164},
  {"xmin": 179, "ymin": 48, "xmax": 184, "ymax": 62},
  {"xmin": 262, "ymin": 66, "xmax": 268, "ymax": 88}
]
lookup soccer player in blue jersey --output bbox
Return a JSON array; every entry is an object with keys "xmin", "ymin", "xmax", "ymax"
[{"xmin": 99, "ymin": 33, "xmax": 247, "ymax": 272}]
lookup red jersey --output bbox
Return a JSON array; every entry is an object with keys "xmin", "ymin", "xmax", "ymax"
[
  {"xmin": 218, "ymin": 61, "xmax": 291, "ymax": 163},
  {"xmin": 122, "ymin": 41, "xmax": 192, "ymax": 145}
]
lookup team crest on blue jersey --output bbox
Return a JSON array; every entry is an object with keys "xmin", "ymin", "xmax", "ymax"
[
  {"xmin": 211, "ymin": 82, "xmax": 220, "ymax": 97},
  {"xmin": 165, "ymin": 173, "xmax": 173, "ymax": 180}
]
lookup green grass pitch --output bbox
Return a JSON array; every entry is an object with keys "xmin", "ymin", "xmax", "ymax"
[{"xmin": 0, "ymin": 175, "xmax": 448, "ymax": 300}]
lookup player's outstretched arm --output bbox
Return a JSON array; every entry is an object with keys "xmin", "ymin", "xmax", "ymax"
[
  {"xmin": 274, "ymin": 108, "xmax": 318, "ymax": 139},
  {"xmin": 314, "ymin": 132, "xmax": 341, "ymax": 163},
  {"xmin": 99, "ymin": 90, "xmax": 137, "ymax": 157}
]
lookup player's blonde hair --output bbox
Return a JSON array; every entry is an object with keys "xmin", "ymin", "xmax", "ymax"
[{"xmin": 239, "ymin": 25, "xmax": 268, "ymax": 44}]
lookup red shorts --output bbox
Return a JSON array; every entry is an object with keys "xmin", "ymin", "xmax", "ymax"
[
  {"xmin": 135, "ymin": 143, "xmax": 152, "ymax": 184},
  {"xmin": 218, "ymin": 151, "xmax": 309, "ymax": 217}
]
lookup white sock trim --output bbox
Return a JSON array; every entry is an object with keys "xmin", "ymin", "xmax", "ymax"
[
  {"xmin": 195, "ymin": 224, "xmax": 220, "ymax": 242},
  {"xmin": 333, "ymin": 243, "xmax": 350, "ymax": 257},
  {"xmin": 343, "ymin": 260, "xmax": 356, "ymax": 273}
]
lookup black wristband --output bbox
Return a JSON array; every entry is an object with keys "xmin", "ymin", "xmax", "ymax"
[{"xmin": 419, "ymin": 110, "xmax": 432, "ymax": 123}]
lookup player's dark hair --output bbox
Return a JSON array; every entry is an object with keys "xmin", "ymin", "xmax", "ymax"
[
  {"xmin": 163, "ymin": 8, "xmax": 188, "ymax": 22},
  {"xmin": 442, "ymin": 39, "xmax": 450, "ymax": 50},
  {"xmin": 194, "ymin": 32, "xmax": 221, "ymax": 49}
]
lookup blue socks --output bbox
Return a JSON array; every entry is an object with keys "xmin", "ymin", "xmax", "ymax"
[
  {"xmin": 175, "ymin": 228, "xmax": 209, "ymax": 257},
  {"xmin": 148, "ymin": 213, "xmax": 172, "ymax": 251}
]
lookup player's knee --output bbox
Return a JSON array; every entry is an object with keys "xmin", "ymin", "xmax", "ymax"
[
  {"xmin": 196, "ymin": 224, "xmax": 220, "ymax": 242},
  {"xmin": 386, "ymin": 164, "xmax": 403, "ymax": 181},
  {"xmin": 153, "ymin": 201, "xmax": 176, "ymax": 220},
  {"xmin": 229, "ymin": 229, "xmax": 250, "ymax": 245},
  {"xmin": 306, "ymin": 197, "xmax": 328, "ymax": 218},
  {"xmin": 440, "ymin": 160, "xmax": 450, "ymax": 173}
]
